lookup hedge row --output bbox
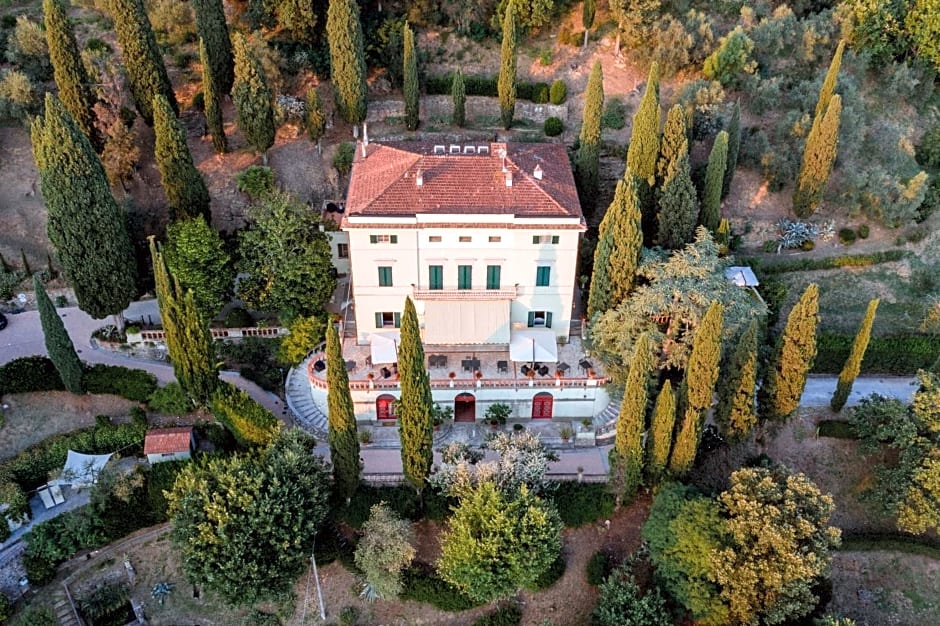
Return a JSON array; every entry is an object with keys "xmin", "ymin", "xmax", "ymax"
[
  {"xmin": 839, "ymin": 532, "xmax": 940, "ymax": 557},
  {"xmin": 401, "ymin": 564, "xmax": 483, "ymax": 611},
  {"xmin": 209, "ymin": 381, "xmax": 279, "ymax": 447},
  {"xmin": 0, "ymin": 357, "xmax": 157, "ymax": 402},
  {"xmin": 0, "ymin": 356, "xmax": 65, "ymax": 395},
  {"xmin": 549, "ymin": 482, "xmax": 615, "ymax": 527},
  {"xmin": 812, "ymin": 333, "xmax": 940, "ymax": 374},
  {"xmin": 741, "ymin": 250, "xmax": 906, "ymax": 275},
  {"xmin": 425, "ymin": 74, "xmax": 564, "ymax": 104}
]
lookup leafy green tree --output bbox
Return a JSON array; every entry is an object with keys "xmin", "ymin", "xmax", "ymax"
[
  {"xmin": 575, "ymin": 60, "xmax": 603, "ymax": 210},
  {"xmin": 403, "ymin": 22, "xmax": 419, "ymax": 131},
  {"xmin": 437, "ymin": 481, "xmax": 562, "ymax": 603},
  {"xmin": 43, "ymin": 0, "xmax": 100, "ymax": 149},
  {"xmin": 150, "ymin": 238, "xmax": 217, "ymax": 404},
  {"xmin": 715, "ymin": 320, "xmax": 758, "ymax": 442},
  {"xmin": 592, "ymin": 565, "xmax": 672, "ymax": 626},
  {"xmin": 670, "ymin": 301, "xmax": 723, "ymax": 476},
  {"xmin": 326, "ymin": 320, "xmax": 360, "ymax": 502},
  {"xmin": 609, "ymin": 0, "xmax": 661, "ymax": 54},
  {"xmin": 34, "ymin": 275, "xmax": 84, "ymax": 393},
  {"xmin": 582, "ymin": 0, "xmax": 596, "ymax": 49},
  {"xmin": 31, "ymin": 94, "xmax": 137, "ymax": 323},
  {"xmin": 168, "ymin": 429, "xmax": 331, "ymax": 605},
  {"xmin": 906, "ymin": 0, "xmax": 940, "ymax": 71},
  {"xmin": 612, "ymin": 332, "xmax": 654, "ymax": 500},
  {"xmin": 645, "ymin": 380, "xmax": 675, "ymax": 485},
  {"xmin": 327, "ymin": 0, "xmax": 368, "ymax": 124},
  {"xmin": 701, "ymin": 130, "xmax": 727, "ymax": 232},
  {"xmin": 163, "ymin": 216, "xmax": 232, "ymax": 320},
  {"xmin": 760, "ymin": 283, "xmax": 820, "ymax": 421},
  {"xmin": 153, "ymin": 94, "xmax": 211, "ymax": 222},
  {"xmin": 277, "ymin": 0, "xmax": 317, "ymax": 43},
  {"xmin": 237, "ymin": 189, "xmax": 336, "ymax": 320},
  {"xmin": 794, "ymin": 95, "xmax": 842, "ymax": 218},
  {"xmin": 398, "ymin": 296, "xmax": 433, "ymax": 493},
  {"xmin": 702, "ymin": 26, "xmax": 756, "ymax": 86},
  {"xmin": 192, "ymin": 0, "xmax": 233, "ymax": 94},
  {"xmin": 278, "ymin": 315, "xmax": 326, "ymax": 366},
  {"xmin": 497, "ymin": 0, "xmax": 517, "ymax": 130},
  {"xmin": 304, "ymin": 87, "xmax": 326, "ymax": 154},
  {"xmin": 232, "ymin": 33, "xmax": 275, "ymax": 158},
  {"xmin": 831, "ymin": 299, "xmax": 879, "ymax": 412},
  {"xmin": 354, "ymin": 503, "xmax": 415, "ymax": 599},
  {"xmin": 587, "ymin": 173, "xmax": 643, "ymax": 318},
  {"xmin": 109, "ymin": 0, "xmax": 177, "ymax": 125},
  {"xmin": 721, "ymin": 101, "xmax": 740, "ymax": 199},
  {"xmin": 451, "ymin": 68, "xmax": 466, "ymax": 127},
  {"xmin": 200, "ymin": 38, "xmax": 227, "ymax": 154},
  {"xmin": 846, "ymin": 0, "xmax": 908, "ymax": 65}
]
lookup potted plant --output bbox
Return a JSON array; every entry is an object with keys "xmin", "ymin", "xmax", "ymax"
[
  {"xmin": 448, "ymin": 371, "xmax": 456, "ymax": 387},
  {"xmin": 358, "ymin": 429, "xmax": 372, "ymax": 445},
  {"xmin": 559, "ymin": 425, "xmax": 575, "ymax": 443},
  {"xmin": 485, "ymin": 403, "xmax": 511, "ymax": 429},
  {"xmin": 581, "ymin": 418, "xmax": 593, "ymax": 431},
  {"xmin": 431, "ymin": 403, "xmax": 452, "ymax": 431},
  {"xmin": 513, "ymin": 423, "xmax": 524, "ymax": 432}
]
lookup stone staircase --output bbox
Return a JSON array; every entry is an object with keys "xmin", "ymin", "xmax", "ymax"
[
  {"xmin": 594, "ymin": 398, "xmax": 621, "ymax": 444},
  {"xmin": 285, "ymin": 355, "xmax": 329, "ymax": 440},
  {"xmin": 53, "ymin": 586, "xmax": 81, "ymax": 626}
]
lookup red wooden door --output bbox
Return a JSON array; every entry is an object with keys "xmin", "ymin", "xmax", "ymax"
[
  {"xmin": 532, "ymin": 393, "xmax": 553, "ymax": 419},
  {"xmin": 376, "ymin": 395, "xmax": 397, "ymax": 420}
]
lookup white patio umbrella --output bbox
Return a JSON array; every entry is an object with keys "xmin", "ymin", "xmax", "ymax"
[
  {"xmin": 369, "ymin": 330, "xmax": 401, "ymax": 364},
  {"xmin": 509, "ymin": 328, "xmax": 558, "ymax": 364}
]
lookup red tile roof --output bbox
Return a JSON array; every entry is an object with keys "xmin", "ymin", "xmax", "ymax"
[
  {"xmin": 344, "ymin": 142, "xmax": 583, "ymax": 221},
  {"xmin": 144, "ymin": 427, "xmax": 193, "ymax": 455}
]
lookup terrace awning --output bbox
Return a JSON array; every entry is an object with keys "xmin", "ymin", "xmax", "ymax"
[
  {"xmin": 509, "ymin": 328, "xmax": 558, "ymax": 363},
  {"xmin": 369, "ymin": 330, "xmax": 401, "ymax": 364},
  {"xmin": 57, "ymin": 450, "xmax": 113, "ymax": 487}
]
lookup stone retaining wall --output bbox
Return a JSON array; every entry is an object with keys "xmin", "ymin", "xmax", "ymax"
[{"xmin": 367, "ymin": 96, "xmax": 568, "ymax": 125}]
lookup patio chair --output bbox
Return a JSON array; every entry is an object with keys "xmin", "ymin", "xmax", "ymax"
[{"xmin": 497, "ymin": 360, "xmax": 508, "ymax": 373}]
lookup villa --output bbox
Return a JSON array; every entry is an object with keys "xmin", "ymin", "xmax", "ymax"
[{"xmin": 306, "ymin": 140, "xmax": 611, "ymax": 425}]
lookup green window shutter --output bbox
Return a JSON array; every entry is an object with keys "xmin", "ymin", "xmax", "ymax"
[
  {"xmin": 486, "ymin": 265, "xmax": 501, "ymax": 290},
  {"xmin": 536, "ymin": 266, "xmax": 550, "ymax": 287},
  {"xmin": 551, "ymin": 235, "xmax": 559, "ymax": 244},
  {"xmin": 394, "ymin": 312, "xmax": 401, "ymax": 328},
  {"xmin": 429, "ymin": 265, "xmax": 443, "ymax": 289},
  {"xmin": 458, "ymin": 265, "xmax": 472, "ymax": 289},
  {"xmin": 378, "ymin": 266, "xmax": 392, "ymax": 286},
  {"xmin": 527, "ymin": 311, "xmax": 535, "ymax": 327},
  {"xmin": 370, "ymin": 235, "xmax": 378, "ymax": 244},
  {"xmin": 375, "ymin": 312, "xmax": 383, "ymax": 328},
  {"xmin": 390, "ymin": 235, "xmax": 398, "ymax": 243},
  {"xmin": 532, "ymin": 235, "xmax": 540, "ymax": 244},
  {"xmin": 546, "ymin": 312, "xmax": 553, "ymax": 328}
]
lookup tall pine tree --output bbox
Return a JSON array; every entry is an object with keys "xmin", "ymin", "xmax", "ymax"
[
  {"xmin": 815, "ymin": 40, "xmax": 844, "ymax": 121},
  {"xmin": 593, "ymin": 172, "xmax": 643, "ymax": 316},
  {"xmin": 701, "ymin": 130, "xmax": 728, "ymax": 232},
  {"xmin": 327, "ymin": 0, "xmax": 368, "ymax": 125},
  {"xmin": 626, "ymin": 62, "xmax": 660, "ymax": 239},
  {"xmin": 831, "ymin": 298, "xmax": 879, "ymax": 412},
  {"xmin": 200, "ymin": 39, "xmax": 227, "ymax": 154},
  {"xmin": 670, "ymin": 301, "xmax": 723, "ymax": 476},
  {"xmin": 31, "ymin": 94, "xmax": 137, "ymax": 323},
  {"xmin": 326, "ymin": 320, "xmax": 360, "ymax": 502},
  {"xmin": 403, "ymin": 22, "xmax": 419, "ymax": 131},
  {"xmin": 232, "ymin": 33, "xmax": 275, "ymax": 158},
  {"xmin": 715, "ymin": 320, "xmax": 758, "ymax": 442},
  {"xmin": 793, "ymin": 95, "xmax": 841, "ymax": 218},
  {"xmin": 109, "ymin": 0, "xmax": 176, "ymax": 125},
  {"xmin": 656, "ymin": 104, "xmax": 686, "ymax": 186},
  {"xmin": 497, "ymin": 0, "xmax": 517, "ymax": 130},
  {"xmin": 612, "ymin": 332, "xmax": 654, "ymax": 501},
  {"xmin": 34, "ymin": 275, "xmax": 84, "ymax": 393},
  {"xmin": 760, "ymin": 283, "xmax": 820, "ymax": 421},
  {"xmin": 398, "ymin": 297, "xmax": 433, "ymax": 494},
  {"xmin": 722, "ymin": 101, "xmax": 741, "ymax": 198},
  {"xmin": 150, "ymin": 237, "xmax": 217, "ymax": 405},
  {"xmin": 192, "ymin": 0, "xmax": 233, "ymax": 94},
  {"xmin": 43, "ymin": 0, "xmax": 100, "ymax": 150},
  {"xmin": 645, "ymin": 379, "xmax": 675, "ymax": 485},
  {"xmin": 153, "ymin": 94, "xmax": 211, "ymax": 222},
  {"xmin": 575, "ymin": 60, "xmax": 603, "ymax": 210},
  {"xmin": 451, "ymin": 68, "xmax": 466, "ymax": 127},
  {"xmin": 656, "ymin": 107, "xmax": 697, "ymax": 249}
]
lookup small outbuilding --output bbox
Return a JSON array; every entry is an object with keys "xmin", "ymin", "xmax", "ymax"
[{"xmin": 144, "ymin": 427, "xmax": 194, "ymax": 464}]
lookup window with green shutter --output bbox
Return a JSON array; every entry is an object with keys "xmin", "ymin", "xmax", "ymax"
[
  {"xmin": 375, "ymin": 312, "xmax": 401, "ymax": 328},
  {"xmin": 536, "ymin": 266, "xmax": 550, "ymax": 287},
  {"xmin": 429, "ymin": 265, "xmax": 443, "ymax": 290},
  {"xmin": 458, "ymin": 265, "xmax": 472, "ymax": 289},
  {"xmin": 527, "ymin": 311, "xmax": 552, "ymax": 328},
  {"xmin": 486, "ymin": 265, "xmax": 501, "ymax": 290},
  {"xmin": 370, "ymin": 235, "xmax": 398, "ymax": 244},
  {"xmin": 378, "ymin": 266, "xmax": 393, "ymax": 286}
]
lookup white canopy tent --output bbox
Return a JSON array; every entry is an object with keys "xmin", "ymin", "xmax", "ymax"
[
  {"xmin": 509, "ymin": 329, "xmax": 558, "ymax": 364},
  {"xmin": 369, "ymin": 330, "xmax": 401, "ymax": 364},
  {"xmin": 56, "ymin": 450, "xmax": 113, "ymax": 488}
]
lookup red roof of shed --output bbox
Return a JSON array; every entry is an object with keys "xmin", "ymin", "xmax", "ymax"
[{"xmin": 144, "ymin": 427, "xmax": 193, "ymax": 455}]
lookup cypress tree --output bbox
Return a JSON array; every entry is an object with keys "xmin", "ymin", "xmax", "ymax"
[
  {"xmin": 43, "ymin": 0, "xmax": 100, "ymax": 150},
  {"xmin": 34, "ymin": 275, "xmax": 84, "ymax": 393},
  {"xmin": 760, "ymin": 283, "xmax": 820, "ymax": 421},
  {"xmin": 612, "ymin": 332, "xmax": 654, "ymax": 501},
  {"xmin": 722, "ymin": 101, "xmax": 741, "ymax": 199},
  {"xmin": 670, "ymin": 301, "xmax": 724, "ymax": 476},
  {"xmin": 831, "ymin": 299, "xmax": 879, "ymax": 412},
  {"xmin": 626, "ymin": 62, "xmax": 660, "ymax": 239},
  {"xmin": 109, "ymin": 0, "xmax": 177, "ymax": 125},
  {"xmin": 232, "ymin": 33, "xmax": 275, "ymax": 158},
  {"xmin": 153, "ymin": 94, "xmax": 211, "ymax": 222},
  {"xmin": 150, "ymin": 237, "xmax": 217, "ymax": 405},
  {"xmin": 815, "ymin": 40, "xmax": 844, "ymax": 122},
  {"xmin": 657, "ymin": 152, "xmax": 698, "ymax": 249},
  {"xmin": 200, "ymin": 38, "xmax": 227, "ymax": 154},
  {"xmin": 31, "ymin": 94, "xmax": 137, "ymax": 323},
  {"xmin": 398, "ymin": 297, "xmax": 433, "ymax": 494},
  {"xmin": 715, "ymin": 320, "xmax": 758, "ymax": 442},
  {"xmin": 403, "ymin": 22, "xmax": 419, "ymax": 131},
  {"xmin": 582, "ymin": 0, "xmax": 595, "ymax": 49},
  {"xmin": 192, "ymin": 0, "xmax": 234, "ymax": 94},
  {"xmin": 645, "ymin": 379, "xmax": 675, "ymax": 485},
  {"xmin": 575, "ymin": 60, "xmax": 603, "ymax": 210},
  {"xmin": 451, "ymin": 68, "xmax": 466, "ymax": 127},
  {"xmin": 793, "ymin": 95, "xmax": 841, "ymax": 218},
  {"xmin": 327, "ymin": 0, "xmax": 368, "ymax": 125},
  {"xmin": 587, "ymin": 173, "xmax": 643, "ymax": 317},
  {"xmin": 326, "ymin": 319, "xmax": 360, "ymax": 502},
  {"xmin": 304, "ymin": 87, "xmax": 326, "ymax": 154},
  {"xmin": 656, "ymin": 104, "xmax": 686, "ymax": 187},
  {"xmin": 701, "ymin": 130, "xmax": 728, "ymax": 232},
  {"xmin": 497, "ymin": 0, "xmax": 517, "ymax": 130}
]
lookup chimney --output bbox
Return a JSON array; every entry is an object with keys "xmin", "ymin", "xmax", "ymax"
[
  {"xmin": 362, "ymin": 122, "xmax": 369, "ymax": 145},
  {"xmin": 533, "ymin": 164, "xmax": 543, "ymax": 180},
  {"xmin": 416, "ymin": 169, "xmax": 423, "ymax": 187},
  {"xmin": 505, "ymin": 171, "xmax": 513, "ymax": 187}
]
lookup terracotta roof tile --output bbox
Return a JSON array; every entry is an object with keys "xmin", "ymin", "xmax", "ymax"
[
  {"xmin": 144, "ymin": 427, "xmax": 193, "ymax": 455},
  {"xmin": 344, "ymin": 142, "xmax": 582, "ymax": 221}
]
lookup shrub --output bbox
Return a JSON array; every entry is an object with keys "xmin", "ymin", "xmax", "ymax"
[
  {"xmin": 0, "ymin": 356, "xmax": 64, "ymax": 394},
  {"xmin": 83, "ymin": 364, "xmax": 158, "ymax": 402},
  {"xmin": 209, "ymin": 381, "xmax": 279, "ymax": 447},
  {"xmin": 813, "ymin": 333, "xmax": 940, "ymax": 374},
  {"xmin": 529, "ymin": 553, "xmax": 565, "ymax": 590},
  {"xmin": 800, "ymin": 240, "xmax": 815, "ymax": 251},
  {"xmin": 130, "ymin": 406, "xmax": 148, "ymax": 427},
  {"xmin": 224, "ymin": 306, "xmax": 254, "ymax": 328},
  {"xmin": 916, "ymin": 123, "xmax": 940, "ymax": 168},
  {"xmin": 549, "ymin": 79, "xmax": 567, "ymax": 104},
  {"xmin": 742, "ymin": 250, "xmax": 907, "ymax": 275},
  {"xmin": 236, "ymin": 166, "xmax": 275, "ymax": 199},
  {"xmin": 550, "ymin": 482, "xmax": 614, "ymax": 527},
  {"xmin": 277, "ymin": 315, "xmax": 326, "ymax": 366},
  {"xmin": 400, "ymin": 564, "xmax": 482, "ymax": 611},
  {"xmin": 218, "ymin": 337, "xmax": 284, "ymax": 393},
  {"xmin": 472, "ymin": 604, "xmax": 523, "ymax": 626},
  {"xmin": 333, "ymin": 143, "xmax": 355, "ymax": 176},
  {"xmin": 557, "ymin": 26, "xmax": 582, "ymax": 48},
  {"xmin": 838, "ymin": 227, "xmax": 857, "ymax": 245},
  {"xmin": 8, "ymin": 604, "xmax": 56, "ymax": 626},
  {"xmin": 915, "ymin": 176, "xmax": 940, "ymax": 223},
  {"xmin": 857, "ymin": 224, "xmax": 870, "ymax": 239},
  {"xmin": 586, "ymin": 550, "xmax": 612, "ymax": 585},
  {"xmin": 817, "ymin": 420, "xmax": 856, "ymax": 439},
  {"xmin": 85, "ymin": 38, "xmax": 111, "ymax": 53},
  {"xmin": 338, "ymin": 607, "xmax": 358, "ymax": 626},
  {"xmin": 601, "ymin": 97, "xmax": 627, "ymax": 130},
  {"xmin": 543, "ymin": 116, "xmax": 564, "ymax": 137},
  {"xmin": 340, "ymin": 484, "xmax": 421, "ymax": 526},
  {"xmin": 147, "ymin": 382, "xmax": 193, "ymax": 414}
]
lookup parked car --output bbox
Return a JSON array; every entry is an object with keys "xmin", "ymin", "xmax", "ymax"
[{"xmin": 0, "ymin": 312, "xmax": 6, "ymax": 330}]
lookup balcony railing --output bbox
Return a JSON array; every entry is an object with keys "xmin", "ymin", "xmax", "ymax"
[{"xmin": 412, "ymin": 286, "xmax": 518, "ymax": 300}]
